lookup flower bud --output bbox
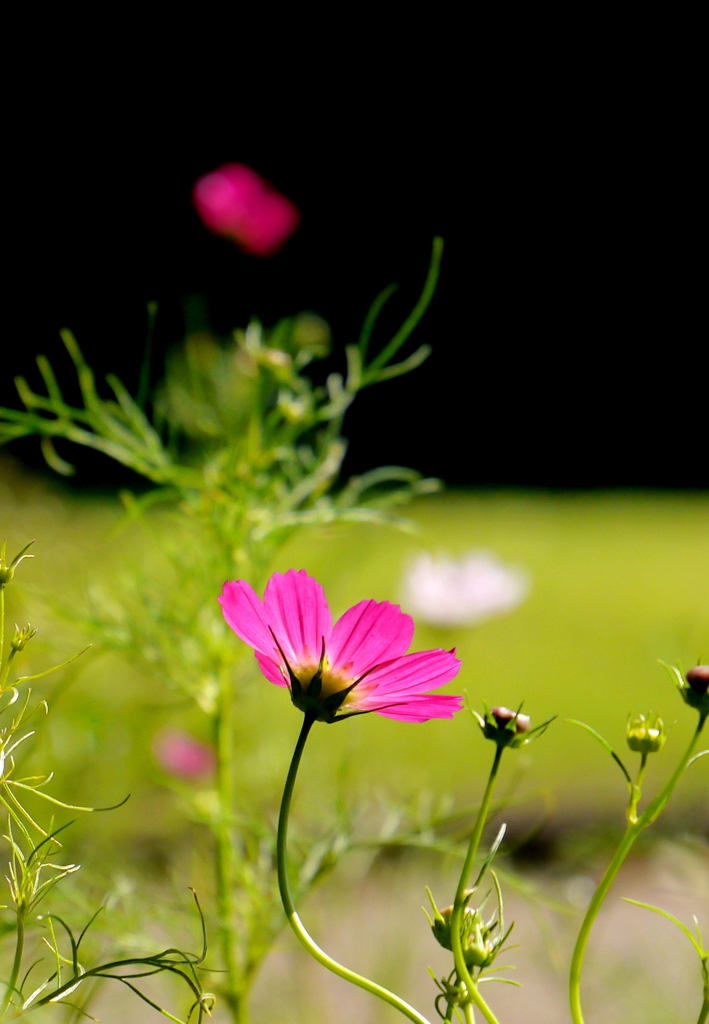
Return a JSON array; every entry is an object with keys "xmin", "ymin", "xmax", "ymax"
[
  {"xmin": 491, "ymin": 706, "xmax": 531, "ymax": 732},
  {"xmin": 626, "ymin": 713, "xmax": 667, "ymax": 754},
  {"xmin": 10, "ymin": 623, "xmax": 37, "ymax": 652},
  {"xmin": 474, "ymin": 705, "xmax": 537, "ymax": 748},
  {"xmin": 0, "ymin": 541, "xmax": 34, "ymax": 589},
  {"xmin": 686, "ymin": 666, "xmax": 709, "ymax": 697},
  {"xmin": 427, "ymin": 901, "xmax": 455, "ymax": 951},
  {"xmin": 277, "ymin": 391, "xmax": 310, "ymax": 423},
  {"xmin": 291, "ymin": 313, "xmax": 331, "ymax": 359},
  {"xmin": 464, "ymin": 911, "xmax": 498, "ymax": 969},
  {"xmin": 666, "ymin": 662, "xmax": 709, "ymax": 716},
  {"xmin": 423, "ymin": 890, "xmax": 497, "ymax": 968}
]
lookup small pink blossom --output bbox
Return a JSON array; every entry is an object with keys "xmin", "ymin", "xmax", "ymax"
[
  {"xmin": 192, "ymin": 163, "xmax": 300, "ymax": 256},
  {"xmin": 219, "ymin": 569, "xmax": 463, "ymax": 723},
  {"xmin": 154, "ymin": 730, "xmax": 216, "ymax": 778}
]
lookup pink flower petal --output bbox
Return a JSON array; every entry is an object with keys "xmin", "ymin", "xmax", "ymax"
[
  {"xmin": 219, "ymin": 580, "xmax": 277, "ymax": 657},
  {"xmin": 328, "ymin": 600, "xmax": 414, "ymax": 679},
  {"xmin": 372, "ymin": 694, "xmax": 464, "ymax": 722},
  {"xmin": 220, "ymin": 570, "xmax": 464, "ymax": 723},
  {"xmin": 354, "ymin": 649, "xmax": 462, "ymax": 699},
  {"xmin": 255, "ymin": 651, "xmax": 288, "ymax": 688},
  {"xmin": 263, "ymin": 569, "xmax": 332, "ymax": 668}
]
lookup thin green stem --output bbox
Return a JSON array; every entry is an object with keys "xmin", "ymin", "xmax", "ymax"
[
  {"xmin": 277, "ymin": 713, "xmax": 432, "ymax": 1024},
  {"xmin": 214, "ymin": 668, "xmax": 244, "ymax": 1023},
  {"xmin": 0, "ymin": 587, "xmax": 5, "ymax": 677},
  {"xmin": 453, "ymin": 746, "xmax": 504, "ymax": 910},
  {"xmin": 570, "ymin": 715, "xmax": 706, "ymax": 1024},
  {"xmin": 1, "ymin": 911, "xmax": 25, "ymax": 1017},
  {"xmin": 449, "ymin": 745, "xmax": 503, "ymax": 1024},
  {"xmin": 698, "ymin": 996, "xmax": 708, "ymax": 1024},
  {"xmin": 568, "ymin": 823, "xmax": 638, "ymax": 1024},
  {"xmin": 0, "ymin": 650, "xmax": 17, "ymax": 692},
  {"xmin": 627, "ymin": 752, "xmax": 647, "ymax": 824},
  {"xmin": 463, "ymin": 1002, "xmax": 476, "ymax": 1023},
  {"xmin": 639, "ymin": 713, "xmax": 706, "ymax": 827}
]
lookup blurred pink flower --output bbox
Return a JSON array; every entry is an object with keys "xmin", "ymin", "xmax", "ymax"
[
  {"xmin": 219, "ymin": 569, "xmax": 463, "ymax": 723},
  {"xmin": 192, "ymin": 163, "xmax": 300, "ymax": 256},
  {"xmin": 154, "ymin": 730, "xmax": 216, "ymax": 779},
  {"xmin": 402, "ymin": 551, "xmax": 530, "ymax": 628}
]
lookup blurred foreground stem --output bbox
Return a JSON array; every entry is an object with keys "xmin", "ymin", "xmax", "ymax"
[
  {"xmin": 0, "ymin": 912, "xmax": 24, "ymax": 1018},
  {"xmin": 699, "ymin": 995, "xmax": 708, "ymax": 1024},
  {"xmin": 215, "ymin": 665, "xmax": 245, "ymax": 1023},
  {"xmin": 569, "ymin": 713, "xmax": 707, "ymax": 1024},
  {"xmin": 449, "ymin": 747, "xmax": 503, "ymax": 1024},
  {"xmin": 277, "ymin": 713, "xmax": 433, "ymax": 1024}
]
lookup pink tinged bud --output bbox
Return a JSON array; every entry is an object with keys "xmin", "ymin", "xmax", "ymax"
[
  {"xmin": 192, "ymin": 163, "xmax": 300, "ymax": 256},
  {"xmin": 154, "ymin": 730, "xmax": 216, "ymax": 779},
  {"xmin": 491, "ymin": 706, "xmax": 531, "ymax": 732},
  {"xmin": 686, "ymin": 666, "xmax": 709, "ymax": 696}
]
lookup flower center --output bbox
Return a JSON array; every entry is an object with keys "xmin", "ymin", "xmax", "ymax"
[{"xmin": 299, "ymin": 657, "xmax": 356, "ymax": 702}]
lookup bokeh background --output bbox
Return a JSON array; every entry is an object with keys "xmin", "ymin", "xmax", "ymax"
[{"xmin": 2, "ymin": 60, "xmax": 707, "ymax": 1023}]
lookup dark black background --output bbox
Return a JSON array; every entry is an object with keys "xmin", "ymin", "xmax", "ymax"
[{"xmin": 4, "ymin": 43, "xmax": 704, "ymax": 490}]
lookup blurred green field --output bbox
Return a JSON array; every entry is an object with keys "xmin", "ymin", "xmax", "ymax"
[
  {"xmin": 2, "ymin": 455, "xmax": 707, "ymax": 833},
  {"xmin": 280, "ymin": 486, "xmax": 709, "ymax": 819}
]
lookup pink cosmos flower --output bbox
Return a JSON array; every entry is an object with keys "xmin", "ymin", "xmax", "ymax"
[
  {"xmin": 219, "ymin": 569, "xmax": 463, "ymax": 723},
  {"xmin": 154, "ymin": 730, "xmax": 216, "ymax": 779},
  {"xmin": 192, "ymin": 163, "xmax": 300, "ymax": 256}
]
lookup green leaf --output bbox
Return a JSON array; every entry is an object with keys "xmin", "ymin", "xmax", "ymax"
[
  {"xmin": 622, "ymin": 898, "xmax": 705, "ymax": 957},
  {"xmin": 14, "ymin": 645, "xmax": 92, "ymax": 684},
  {"xmin": 358, "ymin": 282, "xmax": 398, "ymax": 361},
  {"xmin": 473, "ymin": 824, "xmax": 507, "ymax": 888},
  {"xmin": 8, "ymin": 781, "xmax": 130, "ymax": 814},
  {"xmin": 366, "ymin": 236, "xmax": 443, "ymax": 373},
  {"xmin": 365, "ymin": 344, "xmax": 432, "ymax": 385},
  {"xmin": 40, "ymin": 436, "xmax": 76, "ymax": 476},
  {"xmin": 658, "ymin": 659, "xmax": 686, "ymax": 693},
  {"xmin": 565, "ymin": 719, "xmax": 632, "ymax": 786}
]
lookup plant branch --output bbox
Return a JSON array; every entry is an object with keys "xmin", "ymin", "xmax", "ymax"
[
  {"xmin": 449, "ymin": 746, "xmax": 503, "ymax": 1024},
  {"xmin": 276, "ymin": 713, "xmax": 432, "ymax": 1024},
  {"xmin": 569, "ymin": 713, "xmax": 706, "ymax": 1024}
]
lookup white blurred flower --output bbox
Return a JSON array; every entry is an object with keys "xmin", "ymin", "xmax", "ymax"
[{"xmin": 402, "ymin": 551, "xmax": 530, "ymax": 628}]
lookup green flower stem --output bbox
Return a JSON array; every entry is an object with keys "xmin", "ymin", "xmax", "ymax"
[
  {"xmin": 627, "ymin": 752, "xmax": 648, "ymax": 824},
  {"xmin": 449, "ymin": 745, "xmax": 504, "ymax": 1024},
  {"xmin": 214, "ymin": 667, "xmax": 244, "ymax": 1023},
  {"xmin": 0, "ymin": 588, "xmax": 6, "ymax": 680},
  {"xmin": 570, "ymin": 713, "xmax": 707, "ymax": 1024},
  {"xmin": 0, "ymin": 651, "xmax": 17, "ymax": 693},
  {"xmin": 699, "ymin": 996, "xmax": 708, "ymax": 1024},
  {"xmin": 1, "ymin": 910, "xmax": 25, "ymax": 1018},
  {"xmin": 568, "ymin": 824, "xmax": 637, "ymax": 1024},
  {"xmin": 277, "ymin": 713, "xmax": 433, "ymax": 1024}
]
